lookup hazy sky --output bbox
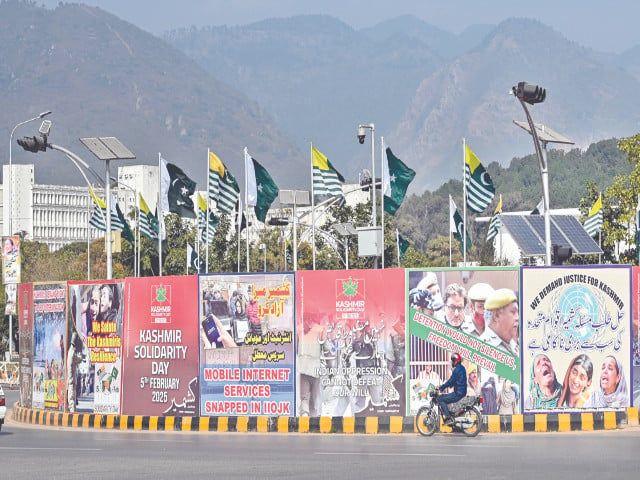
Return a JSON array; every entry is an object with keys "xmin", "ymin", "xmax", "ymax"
[{"xmin": 39, "ymin": 0, "xmax": 639, "ymax": 53}]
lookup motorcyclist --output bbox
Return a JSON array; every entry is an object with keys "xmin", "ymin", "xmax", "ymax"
[{"xmin": 438, "ymin": 352, "xmax": 467, "ymax": 425}]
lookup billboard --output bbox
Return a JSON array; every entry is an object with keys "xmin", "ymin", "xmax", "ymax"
[
  {"xmin": 17, "ymin": 283, "xmax": 33, "ymax": 408},
  {"xmin": 2, "ymin": 235, "xmax": 20, "ymax": 284},
  {"xmin": 122, "ymin": 276, "xmax": 200, "ymax": 416},
  {"xmin": 522, "ymin": 266, "xmax": 632, "ymax": 411},
  {"xmin": 67, "ymin": 281, "xmax": 124, "ymax": 413},
  {"xmin": 32, "ymin": 282, "xmax": 67, "ymax": 411},
  {"xmin": 634, "ymin": 267, "xmax": 640, "ymax": 407},
  {"xmin": 200, "ymin": 273, "xmax": 295, "ymax": 416},
  {"xmin": 296, "ymin": 269, "xmax": 406, "ymax": 417},
  {"xmin": 407, "ymin": 268, "xmax": 520, "ymax": 415}
]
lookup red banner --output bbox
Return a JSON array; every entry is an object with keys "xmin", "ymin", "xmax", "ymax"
[
  {"xmin": 122, "ymin": 276, "xmax": 199, "ymax": 416},
  {"xmin": 296, "ymin": 269, "xmax": 406, "ymax": 417}
]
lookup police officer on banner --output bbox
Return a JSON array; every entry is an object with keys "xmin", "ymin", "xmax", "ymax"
[
  {"xmin": 462, "ymin": 283, "xmax": 494, "ymax": 337},
  {"xmin": 479, "ymin": 288, "xmax": 519, "ymax": 355}
]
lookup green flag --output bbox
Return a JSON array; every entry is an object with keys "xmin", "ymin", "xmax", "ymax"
[
  {"xmin": 465, "ymin": 144, "xmax": 495, "ymax": 213},
  {"xmin": 197, "ymin": 193, "xmax": 219, "ymax": 245},
  {"xmin": 139, "ymin": 193, "xmax": 159, "ymax": 240},
  {"xmin": 88, "ymin": 188, "xmax": 133, "ymax": 242},
  {"xmin": 397, "ymin": 232, "xmax": 410, "ymax": 260},
  {"xmin": 245, "ymin": 150, "xmax": 279, "ymax": 223},
  {"xmin": 383, "ymin": 147, "xmax": 416, "ymax": 215},
  {"xmin": 486, "ymin": 195, "xmax": 503, "ymax": 242},
  {"xmin": 312, "ymin": 146, "xmax": 344, "ymax": 202},
  {"xmin": 450, "ymin": 195, "xmax": 471, "ymax": 253},
  {"xmin": 160, "ymin": 158, "xmax": 196, "ymax": 218},
  {"xmin": 208, "ymin": 150, "xmax": 240, "ymax": 215},
  {"xmin": 583, "ymin": 194, "xmax": 603, "ymax": 237}
]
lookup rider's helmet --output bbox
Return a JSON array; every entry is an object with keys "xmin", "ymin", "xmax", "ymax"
[{"xmin": 450, "ymin": 352, "xmax": 462, "ymax": 368}]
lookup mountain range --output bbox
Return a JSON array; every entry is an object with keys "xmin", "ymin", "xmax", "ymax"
[{"xmin": 2, "ymin": 1, "xmax": 639, "ymax": 196}]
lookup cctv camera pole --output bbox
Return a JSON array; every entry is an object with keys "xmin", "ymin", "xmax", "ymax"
[{"xmin": 358, "ymin": 123, "xmax": 378, "ymax": 268}]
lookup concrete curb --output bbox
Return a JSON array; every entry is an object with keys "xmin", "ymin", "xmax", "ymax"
[{"xmin": 12, "ymin": 403, "xmax": 639, "ymax": 433}]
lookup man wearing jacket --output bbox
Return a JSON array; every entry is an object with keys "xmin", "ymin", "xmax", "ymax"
[{"xmin": 438, "ymin": 352, "xmax": 467, "ymax": 425}]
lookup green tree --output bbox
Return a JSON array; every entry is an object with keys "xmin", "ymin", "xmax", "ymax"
[{"xmin": 598, "ymin": 133, "xmax": 640, "ymax": 264}]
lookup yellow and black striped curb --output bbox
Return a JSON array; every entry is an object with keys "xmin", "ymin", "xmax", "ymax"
[{"xmin": 12, "ymin": 403, "xmax": 639, "ymax": 433}]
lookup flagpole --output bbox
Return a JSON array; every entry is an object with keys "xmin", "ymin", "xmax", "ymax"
[
  {"xmin": 244, "ymin": 147, "xmax": 250, "ymax": 272},
  {"xmin": 158, "ymin": 152, "xmax": 163, "ymax": 277},
  {"xmin": 449, "ymin": 195, "xmax": 453, "ymax": 267},
  {"xmin": 396, "ymin": 228, "xmax": 400, "ymax": 267},
  {"xmin": 381, "ymin": 136, "xmax": 385, "ymax": 269},
  {"xmin": 186, "ymin": 244, "xmax": 189, "ymax": 274},
  {"xmin": 462, "ymin": 138, "xmax": 467, "ymax": 264},
  {"xmin": 136, "ymin": 193, "xmax": 140, "ymax": 277},
  {"xmin": 206, "ymin": 149, "xmax": 210, "ymax": 273},
  {"xmin": 87, "ymin": 189, "xmax": 91, "ymax": 280},
  {"xmin": 237, "ymin": 199, "xmax": 242, "ymax": 272},
  {"xmin": 311, "ymin": 142, "xmax": 316, "ymax": 270}
]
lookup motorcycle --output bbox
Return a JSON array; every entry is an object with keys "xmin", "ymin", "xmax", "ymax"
[{"xmin": 415, "ymin": 389, "xmax": 483, "ymax": 437}]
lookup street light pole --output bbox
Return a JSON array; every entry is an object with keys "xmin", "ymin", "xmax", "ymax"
[
  {"xmin": 8, "ymin": 110, "xmax": 51, "ymax": 235},
  {"xmin": 512, "ymin": 82, "xmax": 551, "ymax": 265}
]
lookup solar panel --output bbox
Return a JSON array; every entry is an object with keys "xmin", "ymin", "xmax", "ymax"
[
  {"xmin": 552, "ymin": 216, "xmax": 603, "ymax": 255},
  {"xmin": 501, "ymin": 215, "xmax": 603, "ymax": 257},
  {"xmin": 527, "ymin": 215, "xmax": 568, "ymax": 247},
  {"xmin": 501, "ymin": 215, "xmax": 545, "ymax": 255}
]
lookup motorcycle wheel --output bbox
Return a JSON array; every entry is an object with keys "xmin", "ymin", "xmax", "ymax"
[
  {"xmin": 416, "ymin": 405, "xmax": 438, "ymax": 437},
  {"xmin": 460, "ymin": 406, "xmax": 483, "ymax": 437}
]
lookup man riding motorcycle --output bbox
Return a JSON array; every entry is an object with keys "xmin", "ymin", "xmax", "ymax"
[{"xmin": 438, "ymin": 352, "xmax": 467, "ymax": 425}]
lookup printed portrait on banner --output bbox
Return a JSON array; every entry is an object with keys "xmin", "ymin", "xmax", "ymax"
[
  {"xmin": 407, "ymin": 268, "xmax": 520, "ymax": 416},
  {"xmin": 522, "ymin": 266, "xmax": 631, "ymax": 412},
  {"xmin": 199, "ymin": 273, "xmax": 295, "ymax": 416},
  {"xmin": 296, "ymin": 269, "xmax": 406, "ymax": 417},
  {"xmin": 67, "ymin": 281, "xmax": 124, "ymax": 414}
]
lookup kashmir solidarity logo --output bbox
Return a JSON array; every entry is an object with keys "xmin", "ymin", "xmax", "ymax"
[
  {"xmin": 335, "ymin": 276, "xmax": 366, "ymax": 320},
  {"xmin": 151, "ymin": 284, "xmax": 172, "ymax": 324}
]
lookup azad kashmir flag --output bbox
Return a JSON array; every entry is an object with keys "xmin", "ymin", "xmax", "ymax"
[
  {"xmin": 450, "ymin": 195, "xmax": 471, "ymax": 253},
  {"xmin": 245, "ymin": 150, "xmax": 279, "ymax": 223},
  {"xmin": 139, "ymin": 193, "xmax": 159, "ymax": 240},
  {"xmin": 160, "ymin": 157, "xmax": 196, "ymax": 218},
  {"xmin": 383, "ymin": 146, "xmax": 416, "ymax": 215},
  {"xmin": 197, "ymin": 193, "xmax": 219, "ymax": 245},
  {"xmin": 311, "ymin": 146, "xmax": 344, "ymax": 201},
  {"xmin": 464, "ymin": 143, "xmax": 495, "ymax": 213},
  {"xmin": 208, "ymin": 150, "xmax": 240, "ymax": 215},
  {"xmin": 486, "ymin": 194, "xmax": 503, "ymax": 242},
  {"xmin": 89, "ymin": 188, "xmax": 133, "ymax": 241},
  {"xmin": 583, "ymin": 194, "xmax": 603, "ymax": 237}
]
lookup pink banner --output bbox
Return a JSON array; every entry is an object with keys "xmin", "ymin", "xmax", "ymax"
[
  {"xmin": 122, "ymin": 276, "xmax": 199, "ymax": 416},
  {"xmin": 296, "ymin": 269, "xmax": 406, "ymax": 417}
]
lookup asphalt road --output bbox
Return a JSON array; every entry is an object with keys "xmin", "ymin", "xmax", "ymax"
[{"xmin": 1, "ymin": 391, "xmax": 638, "ymax": 480}]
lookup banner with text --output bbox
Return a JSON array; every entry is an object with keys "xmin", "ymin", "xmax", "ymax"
[
  {"xmin": 18, "ymin": 283, "xmax": 33, "ymax": 408},
  {"xmin": 296, "ymin": 269, "xmax": 406, "ymax": 417},
  {"xmin": 2, "ymin": 235, "xmax": 21, "ymax": 284},
  {"xmin": 200, "ymin": 273, "xmax": 295, "ymax": 416},
  {"xmin": 67, "ymin": 281, "xmax": 124, "ymax": 413},
  {"xmin": 633, "ymin": 267, "xmax": 640, "ymax": 408},
  {"xmin": 32, "ymin": 282, "xmax": 67, "ymax": 411},
  {"xmin": 522, "ymin": 266, "xmax": 631, "ymax": 412},
  {"xmin": 122, "ymin": 276, "xmax": 200, "ymax": 416},
  {"xmin": 407, "ymin": 268, "xmax": 520, "ymax": 415}
]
